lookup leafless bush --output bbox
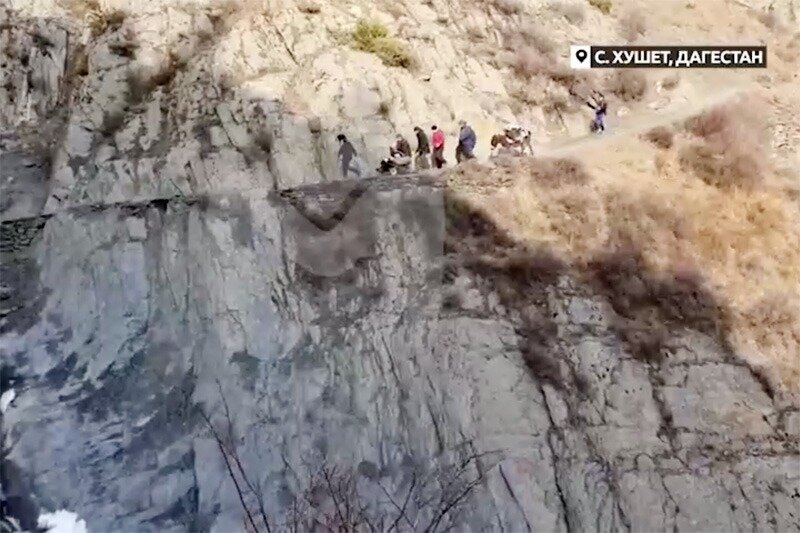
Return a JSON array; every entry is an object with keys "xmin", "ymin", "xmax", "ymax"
[
  {"xmin": 201, "ymin": 382, "xmax": 494, "ymax": 532},
  {"xmin": 512, "ymin": 48, "xmax": 582, "ymax": 90},
  {"xmin": 661, "ymin": 72, "xmax": 680, "ymax": 90},
  {"xmin": 466, "ymin": 24, "xmax": 485, "ymax": 41},
  {"xmin": 519, "ymin": 22, "xmax": 556, "ymax": 54},
  {"xmin": 491, "ymin": 0, "xmax": 522, "ymax": 15},
  {"xmin": 549, "ymin": 1, "xmax": 586, "ymax": 24},
  {"xmin": 606, "ymin": 70, "xmax": 647, "ymax": 101},
  {"xmin": 297, "ymin": 0, "xmax": 321, "ymax": 14},
  {"xmin": 642, "ymin": 126, "xmax": 673, "ymax": 149},
  {"xmin": 377, "ymin": 99, "xmax": 391, "ymax": 118},
  {"xmin": 679, "ymin": 143, "xmax": 762, "ymax": 189},
  {"xmin": 681, "ymin": 105, "xmax": 766, "ymax": 189},
  {"xmin": 527, "ymin": 157, "xmax": 592, "ymax": 187},
  {"xmin": 512, "ymin": 47, "xmax": 549, "ymax": 78},
  {"xmin": 756, "ymin": 9, "xmax": 779, "ymax": 29},
  {"xmin": 618, "ymin": 8, "xmax": 646, "ymax": 41}
]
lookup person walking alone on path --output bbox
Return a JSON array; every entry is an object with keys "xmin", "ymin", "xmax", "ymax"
[
  {"xmin": 456, "ymin": 120, "xmax": 476, "ymax": 163},
  {"xmin": 414, "ymin": 126, "xmax": 430, "ymax": 170},
  {"xmin": 586, "ymin": 91, "xmax": 607, "ymax": 133},
  {"xmin": 336, "ymin": 134, "xmax": 361, "ymax": 178},
  {"xmin": 431, "ymin": 125, "xmax": 446, "ymax": 169}
]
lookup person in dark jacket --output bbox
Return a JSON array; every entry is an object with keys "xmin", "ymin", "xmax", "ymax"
[
  {"xmin": 414, "ymin": 126, "xmax": 430, "ymax": 170},
  {"xmin": 431, "ymin": 125, "xmax": 446, "ymax": 169},
  {"xmin": 456, "ymin": 120, "xmax": 476, "ymax": 163},
  {"xmin": 336, "ymin": 134, "xmax": 361, "ymax": 178},
  {"xmin": 390, "ymin": 134, "xmax": 412, "ymax": 173},
  {"xmin": 586, "ymin": 91, "xmax": 607, "ymax": 133}
]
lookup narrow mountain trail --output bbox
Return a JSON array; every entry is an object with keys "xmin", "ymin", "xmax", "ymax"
[{"xmin": 539, "ymin": 83, "xmax": 751, "ymax": 158}]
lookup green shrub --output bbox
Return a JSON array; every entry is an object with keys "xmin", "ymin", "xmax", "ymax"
[
  {"xmin": 588, "ymin": 0, "xmax": 612, "ymax": 14},
  {"xmin": 351, "ymin": 20, "xmax": 414, "ymax": 68}
]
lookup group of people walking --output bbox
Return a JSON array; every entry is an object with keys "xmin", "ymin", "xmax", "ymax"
[
  {"xmin": 336, "ymin": 121, "xmax": 477, "ymax": 178},
  {"xmin": 335, "ymin": 92, "xmax": 608, "ymax": 179}
]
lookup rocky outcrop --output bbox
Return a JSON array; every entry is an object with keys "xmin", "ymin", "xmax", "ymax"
[
  {"xmin": 2, "ymin": 177, "xmax": 799, "ymax": 531},
  {"xmin": 1, "ymin": 0, "xmax": 799, "ymax": 531}
]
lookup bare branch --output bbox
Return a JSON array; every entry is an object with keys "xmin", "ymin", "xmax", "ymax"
[
  {"xmin": 214, "ymin": 380, "xmax": 273, "ymax": 533},
  {"xmin": 199, "ymin": 407, "xmax": 260, "ymax": 533},
  {"xmin": 382, "ymin": 472, "xmax": 417, "ymax": 532}
]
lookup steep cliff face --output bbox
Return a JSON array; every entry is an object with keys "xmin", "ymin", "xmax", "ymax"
[
  {"xmin": 1, "ymin": 0, "xmax": 799, "ymax": 531},
  {"xmin": 4, "ymin": 179, "xmax": 797, "ymax": 531}
]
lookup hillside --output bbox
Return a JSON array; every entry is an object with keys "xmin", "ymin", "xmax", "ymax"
[{"xmin": 1, "ymin": 0, "xmax": 799, "ymax": 530}]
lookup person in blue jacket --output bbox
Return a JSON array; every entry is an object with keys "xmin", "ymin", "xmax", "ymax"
[{"xmin": 456, "ymin": 120, "xmax": 477, "ymax": 163}]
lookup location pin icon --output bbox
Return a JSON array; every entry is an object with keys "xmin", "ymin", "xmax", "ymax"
[{"xmin": 576, "ymin": 49, "xmax": 588, "ymax": 63}]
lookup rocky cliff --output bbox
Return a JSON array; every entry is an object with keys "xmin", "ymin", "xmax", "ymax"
[{"xmin": 1, "ymin": 0, "xmax": 799, "ymax": 531}]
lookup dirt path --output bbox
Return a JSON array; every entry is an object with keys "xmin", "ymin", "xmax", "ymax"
[{"xmin": 539, "ymin": 83, "xmax": 752, "ymax": 158}]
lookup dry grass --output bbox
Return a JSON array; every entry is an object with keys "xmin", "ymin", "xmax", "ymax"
[
  {"xmin": 491, "ymin": 0, "xmax": 523, "ymax": 15},
  {"xmin": 351, "ymin": 20, "xmax": 414, "ymax": 68},
  {"xmin": 518, "ymin": 23, "xmax": 556, "ymax": 54},
  {"xmin": 605, "ymin": 70, "xmax": 647, "ymax": 101},
  {"xmin": 61, "ymin": 0, "xmax": 126, "ymax": 36},
  {"xmin": 642, "ymin": 126, "xmax": 673, "ymax": 149},
  {"xmin": 618, "ymin": 8, "xmax": 646, "ymax": 41},
  {"xmin": 511, "ymin": 47, "xmax": 589, "ymax": 95},
  {"xmin": 443, "ymin": 102, "xmax": 800, "ymax": 395},
  {"xmin": 680, "ymin": 102, "xmax": 766, "ymax": 189},
  {"xmin": 588, "ymin": 0, "xmax": 613, "ymax": 15},
  {"xmin": 549, "ymin": 1, "xmax": 586, "ymax": 24},
  {"xmin": 466, "ymin": 24, "xmax": 485, "ymax": 41},
  {"xmin": 661, "ymin": 72, "xmax": 680, "ymax": 90}
]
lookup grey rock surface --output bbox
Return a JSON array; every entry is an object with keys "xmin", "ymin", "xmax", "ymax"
[{"xmin": 1, "ymin": 1, "xmax": 799, "ymax": 531}]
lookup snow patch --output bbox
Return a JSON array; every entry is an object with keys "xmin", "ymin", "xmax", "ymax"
[
  {"xmin": 37, "ymin": 510, "xmax": 88, "ymax": 533},
  {"xmin": 0, "ymin": 389, "xmax": 15, "ymax": 413}
]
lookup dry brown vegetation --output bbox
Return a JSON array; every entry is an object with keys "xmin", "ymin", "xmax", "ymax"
[
  {"xmin": 605, "ymin": 70, "xmax": 647, "ymax": 101},
  {"xmin": 60, "ymin": 0, "xmax": 126, "ymax": 36},
  {"xmin": 588, "ymin": 0, "xmax": 613, "ymax": 15},
  {"xmin": 680, "ymin": 103, "xmax": 766, "ymax": 189},
  {"xmin": 443, "ymin": 100, "xmax": 800, "ymax": 397},
  {"xmin": 661, "ymin": 72, "xmax": 680, "ymax": 90},
  {"xmin": 490, "ymin": 0, "xmax": 523, "ymax": 15},
  {"xmin": 643, "ymin": 126, "xmax": 674, "ymax": 149}
]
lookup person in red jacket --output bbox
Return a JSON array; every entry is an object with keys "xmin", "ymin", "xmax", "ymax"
[{"xmin": 431, "ymin": 125, "xmax": 446, "ymax": 169}]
